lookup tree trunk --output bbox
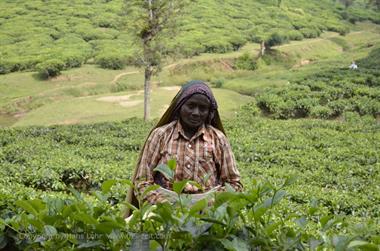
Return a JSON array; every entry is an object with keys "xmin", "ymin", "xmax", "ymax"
[
  {"xmin": 259, "ymin": 41, "xmax": 266, "ymax": 57},
  {"xmin": 144, "ymin": 65, "xmax": 153, "ymax": 121}
]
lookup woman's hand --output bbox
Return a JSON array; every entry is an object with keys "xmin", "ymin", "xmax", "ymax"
[{"xmin": 184, "ymin": 183, "xmax": 199, "ymax": 193}]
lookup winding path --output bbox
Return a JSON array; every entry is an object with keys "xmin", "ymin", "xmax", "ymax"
[{"xmin": 111, "ymin": 71, "xmax": 140, "ymax": 84}]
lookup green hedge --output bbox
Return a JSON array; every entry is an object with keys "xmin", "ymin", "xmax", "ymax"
[
  {"xmin": 36, "ymin": 59, "xmax": 65, "ymax": 78},
  {"xmin": 255, "ymin": 47, "xmax": 380, "ymax": 119}
]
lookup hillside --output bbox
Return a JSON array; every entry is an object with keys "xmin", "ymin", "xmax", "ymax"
[
  {"xmin": 0, "ymin": 22, "xmax": 379, "ymax": 127},
  {"xmin": 0, "ymin": 0, "xmax": 379, "ymax": 74},
  {"xmin": 1, "ymin": 1, "xmax": 380, "ymax": 249}
]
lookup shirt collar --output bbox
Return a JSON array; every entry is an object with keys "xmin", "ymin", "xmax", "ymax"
[{"xmin": 174, "ymin": 120, "xmax": 212, "ymax": 143}]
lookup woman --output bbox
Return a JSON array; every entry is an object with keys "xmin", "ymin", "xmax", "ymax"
[{"xmin": 127, "ymin": 80, "xmax": 242, "ymax": 211}]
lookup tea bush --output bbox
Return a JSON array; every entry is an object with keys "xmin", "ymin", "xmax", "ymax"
[
  {"xmin": 255, "ymin": 47, "xmax": 380, "ymax": 119},
  {"xmin": 2, "ymin": 178, "xmax": 379, "ymax": 250},
  {"xmin": 0, "ymin": 111, "xmax": 379, "ymax": 249},
  {"xmin": 0, "ymin": 0, "xmax": 377, "ymax": 73},
  {"xmin": 234, "ymin": 53, "xmax": 258, "ymax": 71},
  {"xmin": 36, "ymin": 59, "xmax": 66, "ymax": 79}
]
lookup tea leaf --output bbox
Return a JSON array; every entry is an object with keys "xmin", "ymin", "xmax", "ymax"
[
  {"xmin": 167, "ymin": 159, "xmax": 177, "ymax": 170},
  {"xmin": 44, "ymin": 225, "xmax": 57, "ymax": 237},
  {"xmin": 189, "ymin": 199, "xmax": 207, "ymax": 215},
  {"xmin": 101, "ymin": 179, "xmax": 117, "ymax": 193},
  {"xmin": 154, "ymin": 164, "xmax": 174, "ymax": 181},
  {"xmin": 173, "ymin": 180, "xmax": 189, "ymax": 195}
]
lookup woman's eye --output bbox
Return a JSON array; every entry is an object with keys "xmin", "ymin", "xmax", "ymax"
[{"xmin": 200, "ymin": 106, "xmax": 208, "ymax": 112}]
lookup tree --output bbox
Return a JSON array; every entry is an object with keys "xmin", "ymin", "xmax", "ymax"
[{"xmin": 124, "ymin": 0, "xmax": 188, "ymax": 121}]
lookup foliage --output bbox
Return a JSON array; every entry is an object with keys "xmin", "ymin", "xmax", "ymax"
[
  {"xmin": 36, "ymin": 59, "xmax": 66, "ymax": 79},
  {"xmin": 255, "ymin": 47, "xmax": 380, "ymax": 119},
  {"xmin": 266, "ymin": 32, "xmax": 289, "ymax": 48},
  {"xmin": 124, "ymin": 0, "xmax": 188, "ymax": 120},
  {"xmin": 2, "ymin": 177, "xmax": 379, "ymax": 250},
  {"xmin": 234, "ymin": 53, "xmax": 258, "ymax": 71},
  {"xmin": 211, "ymin": 78, "xmax": 225, "ymax": 88},
  {"xmin": 95, "ymin": 54, "xmax": 128, "ymax": 70},
  {"xmin": 1, "ymin": 110, "xmax": 379, "ymax": 249},
  {"xmin": 0, "ymin": 0, "xmax": 377, "ymax": 73}
]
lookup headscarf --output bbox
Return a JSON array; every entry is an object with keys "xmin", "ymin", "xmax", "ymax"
[{"xmin": 124, "ymin": 80, "xmax": 225, "ymax": 217}]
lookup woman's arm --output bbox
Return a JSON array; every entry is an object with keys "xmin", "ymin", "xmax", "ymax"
[
  {"xmin": 134, "ymin": 129, "xmax": 167, "ymax": 203},
  {"xmin": 216, "ymin": 135, "xmax": 243, "ymax": 192}
]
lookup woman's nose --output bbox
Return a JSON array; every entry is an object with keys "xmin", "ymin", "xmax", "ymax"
[{"xmin": 192, "ymin": 106, "xmax": 200, "ymax": 116}]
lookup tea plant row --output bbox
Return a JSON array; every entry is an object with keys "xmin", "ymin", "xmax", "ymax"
[
  {"xmin": 1, "ymin": 0, "xmax": 379, "ymax": 74},
  {"xmin": 1, "ymin": 114, "xmax": 379, "ymax": 249},
  {"xmin": 254, "ymin": 47, "xmax": 380, "ymax": 119}
]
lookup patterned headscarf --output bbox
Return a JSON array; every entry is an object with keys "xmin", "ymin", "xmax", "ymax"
[{"xmin": 172, "ymin": 80, "xmax": 218, "ymax": 115}]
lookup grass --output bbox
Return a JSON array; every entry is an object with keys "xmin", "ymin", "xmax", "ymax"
[
  {"xmin": 13, "ymin": 87, "xmax": 253, "ymax": 127},
  {"xmin": 1, "ymin": 22, "xmax": 379, "ymax": 127}
]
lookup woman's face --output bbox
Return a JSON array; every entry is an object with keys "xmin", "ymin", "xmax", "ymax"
[{"xmin": 179, "ymin": 94, "xmax": 210, "ymax": 130}]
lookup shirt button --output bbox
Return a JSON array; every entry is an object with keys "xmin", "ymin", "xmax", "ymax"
[
  {"xmin": 188, "ymin": 144, "xmax": 192, "ymax": 148},
  {"xmin": 187, "ymin": 164, "xmax": 191, "ymax": 168}
]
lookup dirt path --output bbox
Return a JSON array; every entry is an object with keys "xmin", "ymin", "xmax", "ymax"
[{"xmin": 111, "ymin": 71, "xmax": 140, "ymax": 84}]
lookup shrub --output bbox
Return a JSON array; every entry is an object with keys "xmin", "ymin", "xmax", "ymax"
[
  {"xmin": 92, "ymin": 13, "xmax": 120, "ymax": 29},
  {"xmin": 36, "ymin": 59, "xmax": 65, "ymax": 78},
  {"xmin": 0, "ymin": 60, "xmax": 13, "ymax": 74},
  {"xmin": 234, "ymin": 53, "xmax": 257, "ymax": 71},
  {"xmin": 294, "ymin": 98, "xmax": 319, "ymax": 117},
  {"xmin": 239, "ymin": 102, "xmax": 260, "ymax": 117},
  {"xmin": 60, "ymin": 53, "xmax": 86, "ymax": 68},
  {"xmin": 95, "ymin": 53, "xmax": 127, "ymax": 70},
  {"xmin": 299, "ymin": 28, "xmax": 321, "ymax": 38},
  {"xmin": 211, "ymin": 78, "xmax": 225, "ymax": 88},
  {"xmin": 228, "ymin": 34, "xmax": 247, "ymax": 51},
  {"xmin": 342, "ymin": 111, "xmax": 361, "ymax": 122},
  {"xmin": 274, "ymin": 100, "xmax": 297, "ymax": 119},
  {"xmin": 351, "ymin": 96, "xmax": 380, "ymax": 116},
  {"xmin": 266, "ymin": 32, "xmax": 289, "ymax": 48},
  {"xmin": 327, "ymin": 25, "xmax": 350, "ymax": 36},
  {"xmin": 202, "ymin": 37, "xmax": 233, "ymax": 53},
  {"xmin": 327, "ymin": 99, "xmax": 350, "ymax": 116},
  {"xmin": 310, "ymin": 105, "xmax": 333, "ymax": 119},
  {"xmin": 287, "ymin": 30, "xmax": 304, "ymax": 41},
  {"xmin": 110, "ymin": 81, "xmax": 142, "ymax": 93},
  {"xmin": 10, "ymin": 56, "xmax": 42, "ymax": 72}
]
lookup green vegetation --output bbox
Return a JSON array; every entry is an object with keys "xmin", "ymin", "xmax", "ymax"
[
  {"xmin": 254, "ymin": 47, "xmax": 380, "ymax": 119},
  {"xmin": 0, "ymin": 1, "xmax": 379, "ymax": 249},
  {"xmin": 1, "ymin": 114, "xmax": 379, "ymax": 249},
  {"xmin": 1, "ymin": 21, "xmax": 379, "ymax": 126},
  {"xmin": 1, "ymin": 0, "xmax": 379, "ymax": 74},
  {"xmin": 10, "ymin": 87, "xmax": 252, "ymax": 127}
]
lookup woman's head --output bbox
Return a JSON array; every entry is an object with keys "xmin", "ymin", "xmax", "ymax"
[
  {"xmin": 179, "ymin": 93, "xmax": 211, "ymax": 131},
  {"xmin": 172, "ymin": 80, "xmax": 217, "ymax": 124},
  {"xmin": 154, "ymin": 80, "xmax": 225, "ymax": 134}
]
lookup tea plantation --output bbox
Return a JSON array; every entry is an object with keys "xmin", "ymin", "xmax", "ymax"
[
  {"xmin": 1, "ymin": 0, "xmax": 379, "ymax": 74},
  {"xmin": 0, "ymin": 111, "xmax": 379, "ymax": 249},
  {"xmin": 0, "ymin": 0, "xmax": 380, "ymax": 249},
  {"xmin": 256, "ymin": 47, "xmax": 380, "ymax": 119}
]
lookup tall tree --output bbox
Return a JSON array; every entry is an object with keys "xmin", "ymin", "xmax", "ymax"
[{"xmin": 124, "ymin": 0, "xmax": 188, "ymax": 121}]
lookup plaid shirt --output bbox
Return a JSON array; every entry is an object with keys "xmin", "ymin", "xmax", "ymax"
[{"xmin": 135, "ymin": 120, "xmax": 242, "ymax": 203}]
